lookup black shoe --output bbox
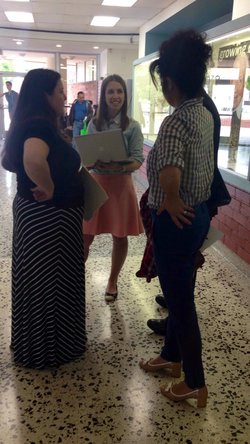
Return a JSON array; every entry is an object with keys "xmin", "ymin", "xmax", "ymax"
[
  {"xmin": 155, "ymin": 294, "xmax": 168, "ymax": 309},
  {"xmin": 147, "ymin": 317, "xmax": 168, "ymax": 335}
]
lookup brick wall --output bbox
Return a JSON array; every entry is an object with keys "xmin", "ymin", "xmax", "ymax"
[
  {"xmin": 67, "ymin": 81, "xmax": 98, "ymax": 107},
  {"xmin": 211, "ymin": 185, "xmax": 250, "ymax": 264},
  {"xmin": 137, "ymin": 144, "xmax": 250, "ymax": 264}
]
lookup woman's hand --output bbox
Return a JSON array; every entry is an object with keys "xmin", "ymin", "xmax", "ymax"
[
  {"xmin": 31, "ymin": 185, "xmax": 54, "ymax": 202},
  {"xmin": 157, "ymin": 195, "xmax": 195, "ymax": 229},
  {"xmin": 23, "ymin": 138, "xmax": 55, "ymax": 202},
  {"xmin": 94, "ymin": 160, "xmax": 124, "ymax": 172},
  {"xmin": 158, "ymin": 165, "xmax": 194, "ymax": 228}
]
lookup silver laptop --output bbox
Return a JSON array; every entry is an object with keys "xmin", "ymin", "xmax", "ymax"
[{"xmin": 75, "ymin": 129, "xmax": 131, "ymax": 167}]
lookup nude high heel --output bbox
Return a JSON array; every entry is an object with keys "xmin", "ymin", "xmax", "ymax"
[
  {"xmin": 160, "ymin": 381, "xmax": 208, "ymax": 408},
  {"xmin": 139, "ymin": 358, "xmax": 181, "ymax": 377}
]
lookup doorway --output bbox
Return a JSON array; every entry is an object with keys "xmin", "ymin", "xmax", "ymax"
[{"xmin": 0, "ymin": 74, "xmax": 24, "ymax": 139}]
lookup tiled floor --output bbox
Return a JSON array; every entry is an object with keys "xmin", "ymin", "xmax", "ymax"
[{"xmin": 0, "ymin": 156, "xmax": 249, "ymax": 444}]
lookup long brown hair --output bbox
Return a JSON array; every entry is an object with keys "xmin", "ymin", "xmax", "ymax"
[
  {"xmin": 1, "ymin": 68, "xmax": 61, "ymax": 172},
  {"xmin": 93, "ymin": 74, "xmax": 129, "ymax": 131}
]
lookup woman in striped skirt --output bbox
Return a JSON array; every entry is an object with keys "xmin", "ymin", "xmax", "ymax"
[{"xmin": 1, "ymin": 69, "xmax": 86, "ymax": 368}]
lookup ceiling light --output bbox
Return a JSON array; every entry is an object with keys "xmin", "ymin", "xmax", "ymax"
[
  {"xmin": 56, "ymin": 44, "xmax": 62, "ymax": 48},
  {"xmin": 93, "ymin": 46, "xmax": 99, "ymax": 49},
  {"xmin": 91, "ymin": 16, "xmax": 120, "ymax": 27},
  {"xmin": 16, "ymin": 41, "xmax": 22, "ymax": 45},
  {"xmin": 102, "ymin": 0, "xmax": 137, "ymax": 6},
  {"xmin": 4, "ymin": 11, "xmax": 34, "ymax": 22}
]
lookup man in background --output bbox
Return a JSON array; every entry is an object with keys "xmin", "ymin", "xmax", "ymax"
[
  {"xmin": 0, "ymin": 81, "xmax": 19, "ymax": 119},
  {"xmin": 68, "ymin": 91, "xmax": 93, "ymax": 144}
]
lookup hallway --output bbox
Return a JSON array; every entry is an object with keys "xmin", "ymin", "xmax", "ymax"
[{"xmin": 0, "ymin": 161, "xmax": 249, "ymax": 444}]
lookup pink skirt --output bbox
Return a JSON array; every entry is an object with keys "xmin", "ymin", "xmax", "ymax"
[{"xmin": 83, "ymin": 173, "xmax": 144, "ymax": 237}]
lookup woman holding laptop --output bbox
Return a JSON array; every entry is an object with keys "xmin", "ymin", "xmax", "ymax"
[{"xmin": 83, "ymin": 74, "xmax": 144, "ymax": 302}]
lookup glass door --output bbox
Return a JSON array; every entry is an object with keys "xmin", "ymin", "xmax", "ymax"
[{"xmin": 0, "ymin": 74, "xmax": 24, "ymax": 138}]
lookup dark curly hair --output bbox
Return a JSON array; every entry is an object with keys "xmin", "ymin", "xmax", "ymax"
[{"xmin": 150, "ymin": 29, "xmax": 212, "ymax": 98}]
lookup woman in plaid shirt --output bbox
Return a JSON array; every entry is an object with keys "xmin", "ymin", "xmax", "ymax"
[{"xmin": 139, "ymin": 29, "xmax": 214, "ymax": 408}]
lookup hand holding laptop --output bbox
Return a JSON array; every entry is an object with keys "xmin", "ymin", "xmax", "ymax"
[
  {"xmin": 93, "ymin": 160, "xmax": 127, "ymax": 172},
  {"xmin": 75, "ymin": 129, "xmax": 133, "ymax": 167}
]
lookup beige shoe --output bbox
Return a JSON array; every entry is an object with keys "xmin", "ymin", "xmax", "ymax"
[
  {"xmin": 105, "ymin": 286, "xmax": 118, "ymax": 303},
  {"xmin": 139, "ymin": 358, "xmax": 181, "ymax": 377},
  {"xmin": 160, "ymin": 381, "xmax": 208, "ymax": 408}
]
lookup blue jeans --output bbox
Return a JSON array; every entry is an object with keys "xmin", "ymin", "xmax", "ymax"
[
  {"xmin": 72, "ymin": 120, "xmax": 83, "ymax": 150},
  {"xmin": 151, "ymin": 202, "xmax": 210, "ymax": 388}
]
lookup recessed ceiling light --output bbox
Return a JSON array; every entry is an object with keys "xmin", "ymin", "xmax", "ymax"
[
  {"xmin": 16, "ymin": 41, "xmax": 22, "ymax": 45},
  {"xmin": 91, "ymin": 16, "xmax": 120, "ymax": 27},
  {"xmin": 102, "ymin": 0, "xmax": 137, "ymax": 6},
  {"xmin": 93, "ymin": 46, "xmax": 99, "ymax": 49},
  {"xmin": 56, "ymin": 44, "xmax": 62, "ymax": 48},
  {"xmin": 4, "ymin": 11, "xmax": 34, "ymax": 22}
]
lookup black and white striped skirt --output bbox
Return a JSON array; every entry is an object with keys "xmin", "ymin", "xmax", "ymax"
[{"xmin": 11, "ymin": 195, "xmax": 86, "ymax": 368}]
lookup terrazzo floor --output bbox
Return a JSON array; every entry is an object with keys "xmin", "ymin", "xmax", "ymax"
[{"xmin": 0, "ymin": 157, "xmax": 250, "ymax": 444}]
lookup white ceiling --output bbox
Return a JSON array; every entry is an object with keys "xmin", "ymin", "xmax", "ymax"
[{"xmin": 0, "ymin": 0, "xmax": 175, "ymax": 57}]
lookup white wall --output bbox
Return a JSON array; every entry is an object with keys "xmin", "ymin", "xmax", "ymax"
[
  {"xmin": 138, "ymin": 0, "xmax": 250, "ymax": 58},
  {"xmin": 100, "ymin": 49, "xmax": 108, "ymax": 80},
  {"xmin": 232, "ymin": 0, "xmax": 250, "ymax": 19},
  {"xmin": 100, "ymin": 47, "xmax": 139, "ymax": 80}
]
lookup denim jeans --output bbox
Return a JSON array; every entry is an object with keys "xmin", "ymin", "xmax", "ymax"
[
  {"xmin": 151, "ymin": 202, "xmax": 210, "ymax": 388},
  {"xmin": 72, "ymin": 120, "xmax": 83, "ymax": 150}
]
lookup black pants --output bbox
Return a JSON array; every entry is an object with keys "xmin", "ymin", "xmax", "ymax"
[{"xmin": 151, "ymin": 203, "xmax": 210, "ymax": 389}]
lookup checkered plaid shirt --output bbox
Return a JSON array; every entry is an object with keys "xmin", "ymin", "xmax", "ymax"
[{"xmin": 147, "ymin": 98, "xmax": 214, "ymax": 208}]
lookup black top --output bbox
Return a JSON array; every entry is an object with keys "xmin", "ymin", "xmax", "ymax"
[
  {"xmin": 202, "ymin": 90, "xmax": 231, "ymax": 218},
  {"xmin": 202, "ymin": 91, "xmax": 221, "ymax": 162},
  {"xmin": 16, "ymin": 119, "xmax": 84, "ymax": 208}
]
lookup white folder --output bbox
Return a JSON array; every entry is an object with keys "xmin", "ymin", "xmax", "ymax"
[{"xmin": 79, "ymin": 166, "xmax": 108, "ymax": 221}]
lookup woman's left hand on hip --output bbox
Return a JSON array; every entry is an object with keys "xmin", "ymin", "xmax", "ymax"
[{"xmin": 157, "ymin": 196, "xmax": 195, "ymax": 229}]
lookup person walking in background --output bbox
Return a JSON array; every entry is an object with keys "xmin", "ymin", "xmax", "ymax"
[
  {"xmin": 139, "ymin": 29, "xmax": 214, "ymax": 408},
  {"xmin": 93, "ymin": 104, "xmax": 98, "ymax": 116},
  {"xmin": 69, "ymin": 91, "xmax": 93, "ymax": 145},
  {"xmin": 0, "ymin": 81, "xmax": 19, "ymax": 119},
  {"xmin": 86, "ymin": 100, "xmax": 94, "ymax": 124},
  {"xmin": 83, "ymin": 74, "xmax": 144, "ymax": 303},
  {"xmin": 1, "ymin": 68, "xmax": 87, "ymax": 369}
]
